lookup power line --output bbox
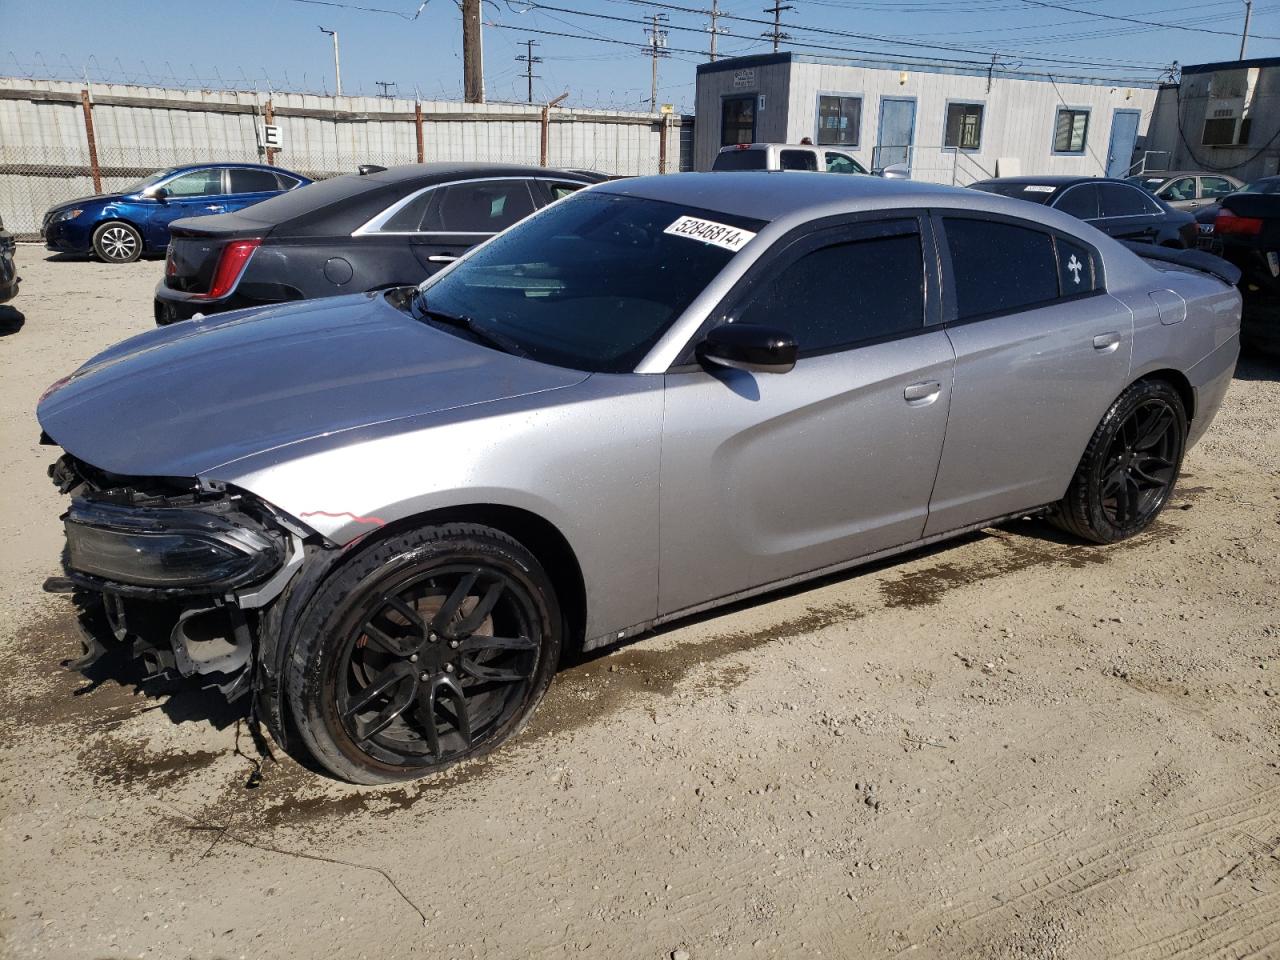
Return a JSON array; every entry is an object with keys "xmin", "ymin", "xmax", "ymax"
[
  {"xmin": 763, "ymin": 1, "xmax": 794, "ymax": 51},
  {"xmin": 282, "ymin": 0, "xmax": 431, "ymax": 18},
  {"xmin": 1015, "ymin": 0, "xmax": 1280, "ymax": 40}
]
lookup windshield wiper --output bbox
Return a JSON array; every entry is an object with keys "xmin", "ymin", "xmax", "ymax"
[{"xmin": 411, "ymin": 292, "xmax": 530, "ymax": 359}]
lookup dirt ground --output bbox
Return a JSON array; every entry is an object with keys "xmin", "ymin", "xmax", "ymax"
[{"xmin": 1, "ymin": 251, "xmax": 1279, "ymax": 960}]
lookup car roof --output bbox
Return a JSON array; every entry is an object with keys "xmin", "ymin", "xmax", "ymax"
[
  {"xmin": 973, "ymin": 175, "xmax": 1095, "ymax": 187},
  {"xmin": 358, "ymin": 162, "xmax": 592, "ymax": 184},
  {"xmin": 168, "ymin": 162, "xmax": 297, "ymax": 173},
  {"xmin": 598, "ymin": 171, "xmax": 989, "ymax": 222}
]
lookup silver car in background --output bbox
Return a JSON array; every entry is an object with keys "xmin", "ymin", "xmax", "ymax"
[{"xmin": 37, "ymin": 173, "xmax": 1242, "ymax": 783}]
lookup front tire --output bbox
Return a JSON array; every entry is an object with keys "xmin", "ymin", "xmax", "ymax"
[
  {"xmin": 286, "ymin": 523, "xmax": 562, "ymax": 784},
  {"xmin": 91, "ymin": 222, "xmax": 143, "ymax": 263},
  {"xmin": 1053, "ymin": 379, "xmax": 1187, "ymax": 544}
]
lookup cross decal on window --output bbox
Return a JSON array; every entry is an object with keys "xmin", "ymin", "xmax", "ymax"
[{"xmin": 1067, "ymin": 254, "xmax": 1083, "ymax": 284}]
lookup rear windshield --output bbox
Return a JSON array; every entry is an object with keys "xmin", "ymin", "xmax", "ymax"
[
  {"xmin": 414, "ymin": 193, "xmax": 766, "ymax": 373},
  {"xmin": 220, "ymin": 172, "xmax": 372, "ymax": 224},
  {"xmin": 712, "ymin": 149, "xmax": 768, "ymax": 171},
  {"xmin": 970, "ymin": 182, "xmax": 1057, "ymax": 205}
]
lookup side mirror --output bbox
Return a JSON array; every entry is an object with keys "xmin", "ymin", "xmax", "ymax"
[
  {"xmin": 151, "ymin": 186, "xmax": 170, "ymax": 202},
  {"xmin": 698, "ymin": 323, "xmax": 797, "ymax": 374},
  {"xmin": 880, "ymin": 163, "xmax": 910, "ymax": 180}
]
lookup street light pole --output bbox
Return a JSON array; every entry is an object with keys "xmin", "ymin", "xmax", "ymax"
[
  {"xmin": 1240, "ymin": 0, "xmax": 1253, "ymax": 59},
  {"xmin": 319, "ymin": 26, "xmax": 342, "ymax": 96}
]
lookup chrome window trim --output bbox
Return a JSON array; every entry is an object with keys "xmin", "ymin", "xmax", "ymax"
[
  {"xmin": 1052, "ymin": 183, "xmax": 1162, "ymax": 221},
  {"xmin": 351, "ymin": 176, "xmax": 566, "ymax": 237}
]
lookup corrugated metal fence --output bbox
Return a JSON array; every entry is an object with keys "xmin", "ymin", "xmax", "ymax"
[{"xmin": 0, "ymin": 77, "xmax": 694, "ymax": 239}]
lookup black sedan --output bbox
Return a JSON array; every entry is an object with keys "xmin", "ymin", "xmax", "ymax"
[
  {"xmin": 970, "ymin": 176, "xmax": 1197, "ymax": 248},
  {"xmin": 154, "ymin": 163, "xmax": 604, "ymax": 325},
  {"xmin": 1195, "ymin": 175, "xmax": 1280, "ymax": 242}
]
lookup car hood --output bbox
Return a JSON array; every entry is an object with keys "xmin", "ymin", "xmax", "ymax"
[
  {"xmin": 47, "ymin": 193, "xmax": 128, "ymax": 214},
  {"xmin": 38, "ymin": 292, "xmax": 589, "ymax": 478}
]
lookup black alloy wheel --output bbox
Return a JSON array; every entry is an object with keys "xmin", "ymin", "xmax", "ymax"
[
  {"xmin": 1054, "ymin": 378, "xmax": 1187, "ymax": 544},
  {"xmin": 288, "ymin": 524, "xmax": 561, "ymax": 783}
]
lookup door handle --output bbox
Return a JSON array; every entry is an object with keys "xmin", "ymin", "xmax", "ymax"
[
  {"xmin": 205, "ymin": 205, "xmax": 225, "ymax": 212},
  {"xmin": 1093, "ymin": 332, "xmax": 1121, "ymax": 352},
  {"xmin": 904, "ymin": 380, "xmax": 942, "ymax": 404},
  {"xmin": 426, "ymin": 255, "xmax": 459, "ymax": 263}
]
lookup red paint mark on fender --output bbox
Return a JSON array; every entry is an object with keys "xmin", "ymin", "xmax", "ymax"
[{"xmin": 299, "ymin": 510, "xmax": 387, "ymax": 527}]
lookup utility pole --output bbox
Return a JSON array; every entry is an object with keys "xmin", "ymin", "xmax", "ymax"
[
  {"xmin": 708, "ymin": 0, "xmax": 724, "ymax": 62},
  {"xmin": 763, "ymin": 1, "xmax": 792, "ymax": 53},
  {"xmin": 643, "ymin": 12, "xmax": 670, "ymax": 112},
  {"xmin": 318, "ymin": 26, "xmax": 342, "ymax": 96},
  {"xmin": 1240, "ymin": 0, "xmax": 1253, "ymax": 59},
  {"xmin": 516, "ymin": 40, "xmax": 542, "ymax": 104},
  {"xmin": 375, "ymin": 80, "xmax": 397, "ymax": 98},
  {"xmin": 462, "ymin": 0, "xmax": 485, "ymax": 103}
]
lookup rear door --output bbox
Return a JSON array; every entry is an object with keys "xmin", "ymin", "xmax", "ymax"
[
  {"xmin": 925, "ymin": 214, "xmax": 1132, "ymax": 535},
  {"xmin": 407, "ymin": 178, "xmax": 540, "ymax": 273},
  {"xmin": 222, "ymin": 167, "xmax": 289, "ymax": 214},
  {"xmin": 1158, "ymin": 176, "xmax": 1199, "ymax": 211},
  {"xmin": 658, "ymin": 216, "xmax": 955, "ymax": 615}
]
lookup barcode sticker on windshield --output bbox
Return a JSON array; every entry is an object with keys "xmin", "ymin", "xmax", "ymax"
[{"xmin": 664, "ymin": 216, "xmax": 756, "ymax": 252}]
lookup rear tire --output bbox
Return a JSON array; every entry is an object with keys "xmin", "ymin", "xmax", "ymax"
[
  {"xmin": 1053, "ymin": 379, "xmax": 1187, "ymax": 544},
  {"xmin": 286, "ymin": 523, "xmax": 561, "ymax": 784},
  {"xmin": 91, "ymin": 222, "xmax": 143, "ymax": 263}
]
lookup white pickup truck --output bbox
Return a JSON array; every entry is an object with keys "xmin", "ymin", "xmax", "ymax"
[{"xmin": 711, "ymin": 142, "xmax": 908, "ymax": 178}]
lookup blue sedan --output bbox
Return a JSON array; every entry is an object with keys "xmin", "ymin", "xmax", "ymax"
[{"xmin": 41, "ymin": 163, "xmax": 310, "ymax": 263}]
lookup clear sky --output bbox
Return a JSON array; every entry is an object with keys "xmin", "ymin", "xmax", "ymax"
[{"xmin": 3, "ymin": 0, "xmax": 1278, "ymax": 113}]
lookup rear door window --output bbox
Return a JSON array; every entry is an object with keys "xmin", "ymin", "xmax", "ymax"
[
  {"xmin": 737, "ymin": 221, "xmax": 925, "ymax": 353},
  {"xmin": 779, "ymin": 150, "xmax": 819, "ymax": 172},
  {"xmin": 1054, "ymin": 184, "xmax": 1100, "ymax": 220},
  {"xmin": 943, "ymin": 217, "xmax": 1060, "ymax": 319},
  {"xmin": 421, "ymin": 179, "xmax": 538, "ymax": 233},
  {"xmin": 229, "ymin": 168, "xmax": 285, "ymax": 193},
  {"xmin": 1199, "ymin": 176, "xmax": 1236, "ymax": 199}
]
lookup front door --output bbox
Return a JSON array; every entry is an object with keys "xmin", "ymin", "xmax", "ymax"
[
  {"xmin": 143, "ymin": 167, "xmax": 227, "ymax": 247},
  {"xmin": 925, "ymin": 214, "xmax": 1133, "ymax": 535},
  {"xmin": 877, "ymin": 98, "xmax": 917, "ymax": 172},
  {"xmin": 1106, "ymin": 109, "xmax": 1141, "ymax": 178},
  {"xmin": 657, "ymin": 217, "xmax": 953, "ymax": 616}
]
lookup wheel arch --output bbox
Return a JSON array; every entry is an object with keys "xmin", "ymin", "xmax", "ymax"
[
  {"xmin": 1132, "ymin": 367, "xmax": 1196, "ymax": 422},
  {"xmin": 91, "ymin": 217, "xmax": 149, "ymax": 253},
  {"xmin": 330, "ymin": 502, "xmax": 588, "ymax": 654}
]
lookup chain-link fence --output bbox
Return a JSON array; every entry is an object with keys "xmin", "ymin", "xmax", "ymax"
[{"xmin": 0, "ymin": 79, "xmax": 694, "ymax": 239}]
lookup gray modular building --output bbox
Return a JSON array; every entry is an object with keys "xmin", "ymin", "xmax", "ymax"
[
  {"xmin": 1145, "ymin": 57, "xmax": 1280, "ymax": 183},
  {"xmin": 694, "ymin": 53, "xmax": 1160, "ymax": 184}
]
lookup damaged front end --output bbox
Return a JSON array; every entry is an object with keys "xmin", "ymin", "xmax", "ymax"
[{"xmin": 46, "ymin": 453, "xmax": 308, "ymax": 709}]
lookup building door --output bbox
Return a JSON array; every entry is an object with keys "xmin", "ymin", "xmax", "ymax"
[
  {"xmin": 1105, "ymin": 109, "xmax": 1141, "ymax": 178},
  {"xmin": 721, "ymin": 95, "xmax": 757, "ymax": 146},
  {"xmin": 877, "ymin": 97, "xmax": 917, "ymax": 172}
]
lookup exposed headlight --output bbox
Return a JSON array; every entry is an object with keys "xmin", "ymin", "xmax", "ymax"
[
  {"xmin": 64, "ymin": 499, "xmax": 284, "ymax": 591},
  {"xmin": 53, "ymin": 208, "xmax": 83, "ymax": 223}
]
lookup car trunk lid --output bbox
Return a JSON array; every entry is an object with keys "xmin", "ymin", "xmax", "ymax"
[{"xmin": 165, "ymin": 213, "xmax": 273, "ymax": 293}]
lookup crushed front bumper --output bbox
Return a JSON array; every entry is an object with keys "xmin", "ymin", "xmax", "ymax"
[{"xmin": 45, "ymin": 453, "xmax": 306, "ymax": 703}]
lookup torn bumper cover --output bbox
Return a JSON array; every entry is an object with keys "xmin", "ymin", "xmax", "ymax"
[{"xmin": 45, "ymin": 454, "xmax": 307, "ymax": 704}]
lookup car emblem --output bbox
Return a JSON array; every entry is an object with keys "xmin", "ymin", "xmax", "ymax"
[{"xmin": 1067, "ymin": 254, "xmax": 1083, "ymax": 284}]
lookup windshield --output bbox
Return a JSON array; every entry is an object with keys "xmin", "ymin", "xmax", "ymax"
[
  {"xmin": 414, "ymin": 192, "xmax": 765, "ymax": 372},
  {"xmin": 1126, "ymin": 175, "xmax": 1169, "ymax": 193},
  {"xmin": 970, "ymin": 181, "xmax": 1057, "ymax": 204},
  {"xmin": 123, "ymin": 168, "xmax": 180, "ymax": 194},
  {"xmin": 1239, "ymin": 178, "xmax": 1280, "ymax": 194}
]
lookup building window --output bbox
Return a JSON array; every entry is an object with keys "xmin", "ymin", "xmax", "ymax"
[
  {"xmin": 817, "ymin": 95, "xmax": 862, "ymax": 147},
  {"xmin": 1053, "ymin": 108, "xmax": 1090, "ymax": 154},
  {"xmin": 721, "ymin": 95, "xmax": 756, "ymax": 147},
  {"xmin": 1203, "ymin": 115, "xmax": 1251, "ymax": 146},
  {"xmin": 944, "ymin": 102, "xmax": 984, "ymax": 150}
]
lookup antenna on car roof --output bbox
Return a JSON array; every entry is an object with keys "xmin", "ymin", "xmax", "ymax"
[{"xmin": 358, "ymin": 164, "xmax": 387, "ymax": 176}]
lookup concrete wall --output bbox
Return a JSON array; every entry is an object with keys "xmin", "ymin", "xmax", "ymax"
[
  {"xmin": 1144, "ymin": 62, "xmax": 1280, "ymax": 183},
  {"xmin": 695, "ymin": 53, "xmax": 1159, "ymax": 184},
  {"xmin": 0, "ymin": 77, "xmax": 692, "ymax": 237}
]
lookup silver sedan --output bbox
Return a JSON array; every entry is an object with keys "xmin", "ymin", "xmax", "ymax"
[{"xmin": 37, "ymin": 173, "xmax": 1242, "ymax": 783}]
